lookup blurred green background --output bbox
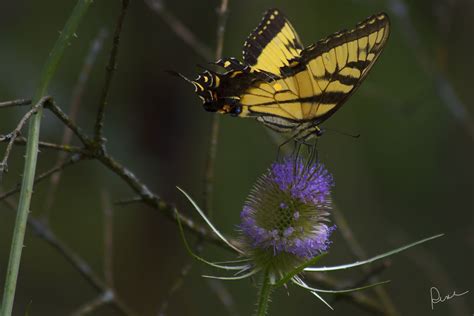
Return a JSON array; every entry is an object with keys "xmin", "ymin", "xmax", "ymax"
[{"xmin": 1, "ymin": 0, "xmax": 473, "ymax": 315}]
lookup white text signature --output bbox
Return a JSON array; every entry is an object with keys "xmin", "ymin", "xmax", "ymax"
[{"xmin": 430, "ymin": 286, "xmax": 469, "ymax": 310}]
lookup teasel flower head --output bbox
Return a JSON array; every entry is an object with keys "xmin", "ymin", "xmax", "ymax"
[{"xmin": 239, "ymin": 157, "xmax": 336, "ymax": 276}]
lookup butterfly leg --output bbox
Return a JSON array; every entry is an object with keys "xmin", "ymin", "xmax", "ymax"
[
  {"xmin": 276, "ymin": 136, "xmax": 295, "ymax": 161},
  {"xmin": 298, "ymin": 137, "xmax": 321, "ymax": 189},
  {"xmin": 305, "ymin": 139, "xmax": 318, "ymax": 168},
  {"xmin": 291, "ymin": 140, "xmax": 303, "ymax": 178},
  {"xmin": 306, "ymin": 147, "xmax": 320, "ymax": 183},
  {"xmin": 292, "ymin": 132, "xmax": 318, "ymax": 174}
]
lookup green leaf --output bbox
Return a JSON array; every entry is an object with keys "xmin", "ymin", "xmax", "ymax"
[
  {"xmin": 175, "ymin": 209, "xmax": 248, "ymax": 271},
  {"xmin": 177, "ymin": 186, "xmax": 243, "ymax": 254},
  {"xmin": 305, "ymin": 234, "xmax": 444, "ymax": 272}
]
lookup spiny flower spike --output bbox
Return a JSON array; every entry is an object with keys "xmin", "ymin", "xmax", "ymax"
[
  {"xmin": 239, "ymin": 157, "xmax": 336, "ymax": 277},
  {"xmin": 176, "ymin": 157, "xmax": 444, "ymax": 312}
]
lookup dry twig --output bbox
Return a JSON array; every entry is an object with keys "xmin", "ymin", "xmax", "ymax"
[
  {"xmin": 0, "ymin": 96, "xmax": 51, "ymax": 177},
  {"xmin": 331, "ymin": 205, "xmax": 399, "ymax": 316},
  {"xmin": 0, "ymin": 99, "xmax": 32, "ymax": 109},
  {"xmin": 145, "ymin": 0, "xmax": 213, "ymax": 60},
  {"xmin": 41, "ymin": 28, "xmax": 108, "ymax": 220},
  {"xmin": 94, "ymin": 0, "xmax": 130, "ymax": 144},
  {"xmin": 203, "ymin": 0, "xmax": 229, "ymax": 216}
]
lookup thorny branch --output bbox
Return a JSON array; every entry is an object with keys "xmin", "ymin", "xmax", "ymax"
[
  {"xmin": 0, "ymin": 153, "xmax": 87, "ymax": 201},
  {"xmin": 41, "ymin": 28, "xmax": 108, "ymax": 220},
  {"xmin": 0, "ymin": 96, "xmax": 228, "ymax": 249},
  {"xmin": 45, "ymin": 99, "xmax": 91, "ymax": 146},
  {"xmin": 94, "ymin": 0, "xmax": 130, "ymax": 144},
  {"xmin": 0, "ymin": 96, "xmax": 51, "ymax": 177}
]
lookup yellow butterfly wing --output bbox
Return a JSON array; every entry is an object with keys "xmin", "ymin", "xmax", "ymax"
[
  {"xmin": 300, "ymin": 13, "xmax": 390, "ymax": 122},
  {"xmin": 239, "ymin": 8, "xmax": 304, "ymax": 127},
  {"xmin": 243, "ymin": 8, "xmax": 303, "ymax": 76},
  {"xmin": 238, "ymin": 12, "xmax": 390, "ymax": 136}
]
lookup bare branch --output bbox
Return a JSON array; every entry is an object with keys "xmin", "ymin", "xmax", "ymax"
[
  {"xmin": 0, "ymin": 198, "xmax": 134, "ymax": 316},
  {"xmin": 1, "ymin": 131, "xmax": 226, "ymax": 248},
  {"xmin": 114, "ymin": 196, "xmax": 144, "ymax": 206},
  {"xmin": 0, "ymin": 99, "xmax": 32, "ymax": 109},
  {"xmin": 206, "ymin": 279, "xmax": 240, "ymax": 316},
  {"xmin": 41, "ymin": 29, "xmax": 107, "ymax": 220},
  {"xmin": 306, "ymin": 273, "xmax": 386, "ymax": 314},
  {"xmin": 3, "ymin": 137, "xmax": 87, "ymax": 154},
  {"xmin": 69, "ymin": 291, "xmax": 114, "ymax": 316},
  {"xmin": 203, "ymin": 0, "xmax": 229, "ymax": 216},
  {"xmin": 96, "ymin": 153, "xmax": 228, "ymax": 247},
  {"xmin": 0, "ymin": 96, "xmax": 50, "ymax": 177},
  {"xmin": 332, "ymin": 205, "xmax": 367, "ymax": 260},
  {"xmin": 350, "ymin": 261, "xmax": 391, "ymax": 288},
  {"xmin": 214, "ymin": 0, "xmax": 229, "ymax": 62},
  {"xmin": 145, "ymin": 0, "xmax": 213, "ymax": 60},
  {"xmin": 2, "ymin": 96, "xmax": 93, "ymax": 149},
  {"xmin": 157, "ymin": 262, "xmax": 193, "ymax": 316},
  {"xmin": 0, "ymin": 154, "xmax": 87, "ymax": 202},
  {"xmin": 44, "ymin": 99, "xmax": 91, "ymax": 146},
  {"xmin": 102, "ymin": 190, "xmax": 114, "ymax": 287},
  {"xmin": 94, "ymin": 0, "xmax": 130, "ymax": 144},
  {"xmin": 30, "ymin": 223, "xmax": 135, "ymax": 316},
  {"xmin": 332, "ymin": 205, "xmax": 398, "ymax": 315},
  {"xmin": 387, "ymin": 0, "xmax": 474, "ymax": 141}
]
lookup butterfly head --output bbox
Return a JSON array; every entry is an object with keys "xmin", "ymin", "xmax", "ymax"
[{"xmin": 201, "ymin": 93, "xmax": 242, "ymax": 117}]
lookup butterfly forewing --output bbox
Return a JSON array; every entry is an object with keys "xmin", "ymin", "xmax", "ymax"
[
  {"xmin": 302, "ymin": 13, "xmax": 390, "ymax": 121},
  {"xmin": 243, "ymin": 8, "xmax": 303, "ymax": 76}
]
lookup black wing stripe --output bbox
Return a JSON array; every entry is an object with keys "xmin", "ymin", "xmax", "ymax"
[
  {"xmin": 243, "ymin": 9, "xmax": 288, "ymax": 65},
  {"xmin": 281, "ymin": 13, "xmax": 388, "ymax": 77},
  {"xmin": 249, "ymin": 92, "xmax": 347, "ymax": 107}
]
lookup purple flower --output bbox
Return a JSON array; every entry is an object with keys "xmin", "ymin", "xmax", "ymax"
[
  {"xmin": 271, "ymin": 158, "xmax": 333, "ymax": 205},
  {"xmin": 239, "ymin": 158, "xmax": 336, "ymax": 270}
]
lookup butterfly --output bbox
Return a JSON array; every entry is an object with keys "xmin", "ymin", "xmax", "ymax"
[{"xmin": 177, "ymin": 8, "xmax": 390, "ymax": 142}]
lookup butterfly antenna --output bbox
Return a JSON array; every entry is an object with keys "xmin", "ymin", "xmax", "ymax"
[
  {"xmin": 166, "ymin": 70, "xmax": 195, "ymax": 85},
  {"xmin": 324, "ymin": 127, "xmax": 360, "ymax": 139}
]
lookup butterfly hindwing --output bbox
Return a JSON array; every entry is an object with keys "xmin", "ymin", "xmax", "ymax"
[{"xmin": 243, "ymin": 8, "xmax": 303, "ymax": 76}]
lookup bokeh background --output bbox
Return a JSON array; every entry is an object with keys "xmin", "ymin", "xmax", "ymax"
[{"xmin": 1, "ymin": 0, "xmax": 473, "ymax": 315}]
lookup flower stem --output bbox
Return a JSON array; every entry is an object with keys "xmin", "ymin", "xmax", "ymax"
[
  {"xmin": 256, "ymin": 268, "xmax": 273, "ymax": 316},
  {"xmin": 0, "ymin": 1, "xmax": 92, "ymax": 315}
]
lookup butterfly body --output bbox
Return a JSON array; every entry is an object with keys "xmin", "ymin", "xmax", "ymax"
[{"xmin": 182, "ymin": 9, "xmax": 390, "ymax": 141}]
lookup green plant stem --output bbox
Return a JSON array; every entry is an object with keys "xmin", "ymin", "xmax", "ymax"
[
  {"xmin": 0, "ymin": 1, "xmax": 92, "ymax": 315},
  {"xmin": 256, "ymin": 268, "xmax": 273, "ymax": 316}
]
